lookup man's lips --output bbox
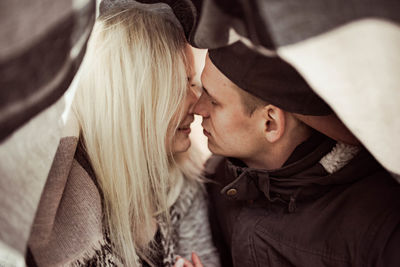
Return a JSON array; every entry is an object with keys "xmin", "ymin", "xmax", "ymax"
[
  {"xmin": 203, "ymin": 128, "xmax": 211, "ymax": 137},
  {"xmin": 201, "ymin": 123, "xmax": 211, "ymax": 137}
]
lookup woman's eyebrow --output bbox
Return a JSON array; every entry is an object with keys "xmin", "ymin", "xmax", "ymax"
[{"xmin": 188, "ymin": 73, "xmax": 197, "ymax": 83}]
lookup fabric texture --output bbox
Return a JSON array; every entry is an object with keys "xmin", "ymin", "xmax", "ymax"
[
  {"xmin": 27, "ymin": 136, "xmax": 114, "ymax": 266},
  {"xmin": 100, "ymin": 0, "xmax": 184, "ymax": 33},
  {"xmin": 0, "ymin": 95, "xmax": 66, "ymax": 267},
  {"xmin": 100, "ymin": 0, "xmax": 198, "ymax": 41},
  {"xmin": 0, "ymin": 0, "xmax": 95, "ymax": 142},
  {"xmin": 277, "ymin": 19, "xmax": 400, "ymax": 176},
  {"xmin": 0, "ymin": 1, "xmax": 95, "ymax": 265},
  {"xmin": 27, "ymin": 135, "xmax": 220, "ymax": 266},
  {"xmin": 206, "ymin": 134, "xmax": 400, "ymax": 267},
  {"xmin": 190, "ymin": 0, "xmax": 400, "ymax": 49}
]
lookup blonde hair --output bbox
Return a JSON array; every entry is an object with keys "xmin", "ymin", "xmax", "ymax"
[{"xmin": 73, "ymin": 7, "xmax": 202, "ymax": 266}]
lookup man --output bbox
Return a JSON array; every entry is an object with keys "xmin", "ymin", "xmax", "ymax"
[{"xmin": 193, "ymin": 41, "xmax": 400, "ymax": 267}]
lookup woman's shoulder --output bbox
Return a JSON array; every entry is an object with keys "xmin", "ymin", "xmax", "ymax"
[
  {"xmin": 28, "ymin": 136, "xmax": 115, "ymax": 266},
  {"xmin": 172, "ymin": 178, "xmax": 205, "ymax": 216}
]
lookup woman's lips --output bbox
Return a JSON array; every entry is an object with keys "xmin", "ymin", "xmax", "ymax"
[
  {"xmin": 178, "ymin": 126, "xmax": 191, "ymax": 134},
  {"xmin": 178, "ymin": 118, "xmax": 193, "ymax": 135}
]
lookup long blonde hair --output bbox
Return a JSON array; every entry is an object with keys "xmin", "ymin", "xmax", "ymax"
[{"xmin": 73, "ymin": 6, "xmax": 202, "ymax": 266}]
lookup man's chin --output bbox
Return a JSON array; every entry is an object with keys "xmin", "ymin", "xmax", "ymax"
[{"xmin": 207, "ymin": 141, "xmax": 223, "ymax": 156}]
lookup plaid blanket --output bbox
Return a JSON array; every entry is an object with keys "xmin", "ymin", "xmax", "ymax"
[{"xmin": 0, "ymin": 1, "xmax": 95, "ymax": 265}]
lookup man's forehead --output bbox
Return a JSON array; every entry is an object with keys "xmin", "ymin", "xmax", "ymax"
[{"xmin": 202, "ymin": 54, "xmax": 235, "ymax": 94}]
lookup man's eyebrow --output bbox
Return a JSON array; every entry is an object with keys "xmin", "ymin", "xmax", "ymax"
[{"xmin": 202, "ymin": 86, "xmax": 215, "ymax": 99}]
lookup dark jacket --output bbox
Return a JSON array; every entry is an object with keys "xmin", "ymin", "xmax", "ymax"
[{"xmin": 206, "ymin": 134, "xmax": 400, "ymax": 267}]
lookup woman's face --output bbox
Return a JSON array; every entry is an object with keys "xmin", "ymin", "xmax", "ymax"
[{"xmin": 169, "ymin": 45, "xmax": 198, "ymax": 154}]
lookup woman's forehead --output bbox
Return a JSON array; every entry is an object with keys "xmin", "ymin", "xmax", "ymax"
[{"xmin": 184, "ymin": 44, "xmax": 196, "ymax": 76}]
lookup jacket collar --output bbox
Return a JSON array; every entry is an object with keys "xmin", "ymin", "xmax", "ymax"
[{"xmin": 220, "ymin": 134, "xmax": 374, "ymax": 212}]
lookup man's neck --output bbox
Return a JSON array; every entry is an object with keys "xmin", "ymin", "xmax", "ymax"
[
  {"xmin": 242, "ymin": 142, "xmax": 298, "ymax": 170},
  {"xmin": 242, "ymin": 129, "xmax": 313, "ymax": 170}
]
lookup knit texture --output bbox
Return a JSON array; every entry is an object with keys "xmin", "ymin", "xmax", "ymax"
[{"xmin": 319, "ymin": 142, "xmax": 360, "ymax": 174}]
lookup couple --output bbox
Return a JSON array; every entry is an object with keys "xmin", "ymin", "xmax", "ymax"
[{"xmin": 27, "ymin": 1, "xmax": 400, "ymax": 267}]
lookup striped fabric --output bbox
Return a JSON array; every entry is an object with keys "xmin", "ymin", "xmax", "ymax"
[
  {"xmin": 0, "ymin": 1, "xmax": 95, "ymax": 265},
  {"xmin": 0, "ymin": 0, "xmax": 96, "ymax": 142}
]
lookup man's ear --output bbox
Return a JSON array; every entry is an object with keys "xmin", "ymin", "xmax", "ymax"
[{"xmin": 262, "ymin": 105, "xmax": 286, "ymax": 143}]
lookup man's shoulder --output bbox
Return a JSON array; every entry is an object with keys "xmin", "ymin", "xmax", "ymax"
[
  {"xmin": 347, "ymin": 170, "xmax": 400, "ymax": 227},
  {"xmin": 349, "ymin": 169, "xmax": 400, "ymax": 206},
  {"xmin": 348, "ymin": 171, "xmax": 400, "ymax": 265}
]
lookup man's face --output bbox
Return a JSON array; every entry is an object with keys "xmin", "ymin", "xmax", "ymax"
[{"xmin": 193, "ymin": 55, "xmax": 265, "ymax": 160}]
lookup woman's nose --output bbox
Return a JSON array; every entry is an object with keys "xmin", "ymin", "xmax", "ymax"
[{"xmin": 188, "ymin": 86, "xmax": 198, "ymax": 104}]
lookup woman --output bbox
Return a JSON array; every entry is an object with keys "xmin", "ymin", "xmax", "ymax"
[{"xmin": 27, "ymin": 2, "xmax": 219, "ymax": 267}]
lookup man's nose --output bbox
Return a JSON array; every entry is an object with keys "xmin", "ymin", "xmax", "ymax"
[{"xmin": 190, "ymin": 92, "xmax": 209, "ymax": 117}]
